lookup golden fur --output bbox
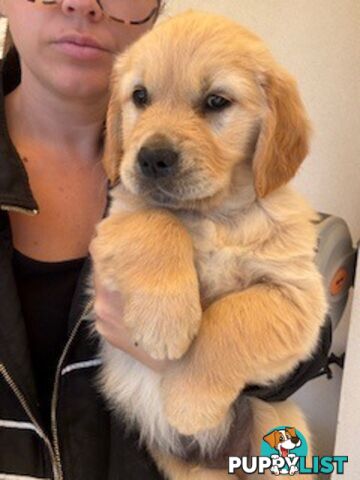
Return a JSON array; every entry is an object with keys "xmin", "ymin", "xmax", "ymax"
[{"xmin": 90, "ymin": 10, "xmax": 328, "ymax": 479}]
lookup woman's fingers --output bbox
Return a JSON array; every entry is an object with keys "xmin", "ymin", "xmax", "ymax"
[{"xmin": 93, "ymin": 273, "xmax": 124, "ymax": 323}]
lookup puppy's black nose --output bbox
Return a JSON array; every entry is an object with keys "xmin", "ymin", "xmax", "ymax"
[
  {"xmin": 138, "ymin": 147, "xmax": 179, "ymax": 178},
  {"xmin": 291, "ymin": 436, "xmax": 299, "ymax": 444}
]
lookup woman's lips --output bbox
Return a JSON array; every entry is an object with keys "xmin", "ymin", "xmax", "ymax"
[{"xmin": 54, "ymin": 34, "xmax": 110, "ymax": 60}]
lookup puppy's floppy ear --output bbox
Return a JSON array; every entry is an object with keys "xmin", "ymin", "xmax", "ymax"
[
  {"xmin": 102, "ymin": 83, "xmax": 123, "ymax": 186},
  {"xmin": 286, "ymin": 427, "xmax": 297, "ymax": 438},
  {"xmin": 263, "ymin": 430, "xmax": 279, "ymax": 448},
  {"xmin": 252, "ymin": 67, "xmax": 311, "ymax": 198}
]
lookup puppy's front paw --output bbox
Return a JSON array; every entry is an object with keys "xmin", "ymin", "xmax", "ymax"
[
  {"xmin": 289, "ymin": 465, "xmax": 298, "ymax": 475},
  {"xmin": 124, "ymin": 287, "xmax": 202, "ymax": 360},
  {"xmin": 270, "ymin": 466, "xmax": 280, "ymax": 476},
  {"xmin": 161, "ymin": 367, "xmax": 236, "ymax": 435},
  {"xmin": 90, "ymin": 210, "xmax": 203, "ymax": 360}
]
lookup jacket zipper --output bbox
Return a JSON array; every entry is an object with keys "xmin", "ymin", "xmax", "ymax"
[
  {"xmin": 0, "ymin": 204, "xmax": 39, "ymax": 216},
  {"xmin": 0, "ymin": 298, "xmax": 94, "ymax": 480},
  {"xmin": 0, "ymin": 363, "xmax": 61, "ymax": 480},
  {"xmin": 50, "ymin": 299, "xmax": 94, "ymax": 480}
]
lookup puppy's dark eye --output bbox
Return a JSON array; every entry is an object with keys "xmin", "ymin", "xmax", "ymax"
[
  {"xmin": 132, "ymin": 87, "xmax": 149, "ymax": 107},
  {"xmin": 205, "ymin": 94, "xmax": 231, "ymax": 111}
]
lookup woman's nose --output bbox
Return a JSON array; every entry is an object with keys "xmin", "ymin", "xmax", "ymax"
[{"xmin": 60, "ymin": 0, "xmax": 103, "ymax": 21}]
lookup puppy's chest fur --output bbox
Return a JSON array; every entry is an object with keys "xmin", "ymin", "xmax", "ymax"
[{"xmin": 178, "ymin": 211, "xmax": 266, "ymax": 310}]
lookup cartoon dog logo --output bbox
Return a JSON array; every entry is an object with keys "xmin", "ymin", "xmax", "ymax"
[{"xmin": 263, "ymin": 427, "xmax": 302, "ymax": 475}]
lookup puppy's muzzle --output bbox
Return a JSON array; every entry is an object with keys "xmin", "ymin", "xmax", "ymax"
[{"xmin": 138, "ymin": 146, "xmax": 179, "ymax": 179}]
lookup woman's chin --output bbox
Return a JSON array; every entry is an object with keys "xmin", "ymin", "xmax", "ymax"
[{"xmin": 50, "ymin": 74, "xmax": 110, "ymax": 101}]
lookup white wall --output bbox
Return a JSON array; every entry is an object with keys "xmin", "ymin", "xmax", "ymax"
[
  {"xmin": 162, "ymin": 0, "xmax": 360, "ymax": 469},
  {"xmin": 333, "ymin": 247, "xmax": 360, "ymax": 479}
]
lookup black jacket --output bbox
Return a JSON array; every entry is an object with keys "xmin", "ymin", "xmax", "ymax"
[{"xmin": 0, "ymin": 48, "xmax": 165, "ymax": 480}]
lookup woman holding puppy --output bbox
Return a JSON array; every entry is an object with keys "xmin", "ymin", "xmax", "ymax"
[{"xmin": 0, "ymin": 0, "xmax": 179, "ymax": 478}]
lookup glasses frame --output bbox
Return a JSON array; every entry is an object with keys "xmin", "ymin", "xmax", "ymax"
[{"xmin": 26, "ymin": 0, "xmax": 163, "ymax": 25}]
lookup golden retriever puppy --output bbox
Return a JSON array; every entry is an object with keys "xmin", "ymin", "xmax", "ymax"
[{"xmin": 90, "ymin": 10, "xmax": 328, "ymax": 479}]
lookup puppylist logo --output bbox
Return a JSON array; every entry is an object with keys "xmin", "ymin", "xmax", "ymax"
[{"xmin": 228, "ymin": 426, "xmax": 348, "ymax": 476}]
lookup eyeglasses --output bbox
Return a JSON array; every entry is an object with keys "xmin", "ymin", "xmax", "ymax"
[{"xmin": 26, "ymin": 0, "xmax": 162, "ymax": 25}]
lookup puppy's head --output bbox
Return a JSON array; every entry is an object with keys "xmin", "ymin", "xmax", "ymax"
[{"xmin": 104, "ymin": 10, "xmax": 311, "ymax": 210}]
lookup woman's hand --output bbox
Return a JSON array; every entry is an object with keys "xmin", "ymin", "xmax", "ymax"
[{"xmin": 93, "ymin": 273, "xmax": 176, "ymax": 374}]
